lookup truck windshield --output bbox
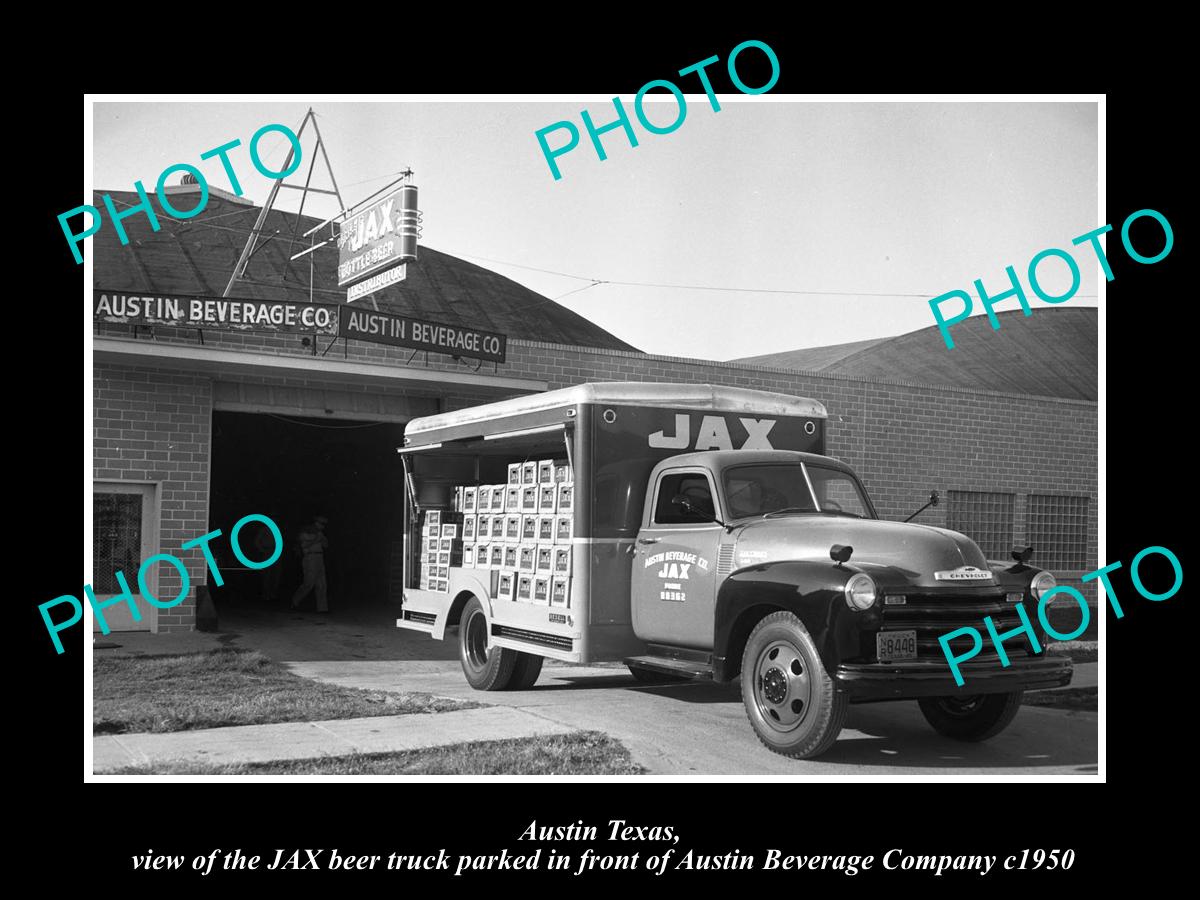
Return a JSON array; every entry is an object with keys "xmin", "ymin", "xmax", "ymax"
[{"xmin": 722, "ymin": 464, "xmax": 872, "ymax": 519}]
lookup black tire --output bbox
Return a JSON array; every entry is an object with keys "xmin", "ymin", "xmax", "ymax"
[
  {"xmin": 918, "ymin": 692, "xmax": 1024, "ymax": 741},
  {"xmin": 507, "ymin": 652, "xmax": 544, "ymax": 690},
  {"xmin": 740, "ymin": 611, "xmax": 847, "ymax": 759},
  {"xmin": 627, "ymin": 665, "xmax": 688, "ymax": 684},
  {"xmin": 458, "ymin": 597, "xmax": 517, "ymax": 691}
]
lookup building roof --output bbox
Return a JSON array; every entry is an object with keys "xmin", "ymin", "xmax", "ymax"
[
  {"xmin": 731, "ymin": 307, "xmax": 1098, "ymax": 401},
  {"xmin": 405, "ymin": 382, "xmax": 827, "ymax": 441},
  {"xmin": 91, "ymin": 187, "xmax": 637, "ymax": 352},
  {"xmin": 742, "ymin": 336, "xmax": 890, "ymax": 371}
]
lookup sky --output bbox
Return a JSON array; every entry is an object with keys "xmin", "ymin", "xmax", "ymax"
[{"xmin": 92, "ymin": 99, "xmax": 1098, "ymax": 360}]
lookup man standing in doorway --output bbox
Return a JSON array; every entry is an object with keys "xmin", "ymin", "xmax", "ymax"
[{"xmin": 291, "ymin": 515, "xmax": 329, "ymax": 613}]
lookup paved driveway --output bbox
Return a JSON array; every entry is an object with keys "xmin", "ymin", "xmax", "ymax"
[{"xmin": 288, "ymin": 658, "xmax": 1098, "ymax": 776}]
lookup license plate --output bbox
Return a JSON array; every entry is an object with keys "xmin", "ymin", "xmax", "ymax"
[{"xmin": 877, "ymin": 630, "xmax": 917, "ymax": 661}]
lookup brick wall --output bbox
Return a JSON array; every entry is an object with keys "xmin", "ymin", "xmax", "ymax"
[
  {"xmin": 95, "ymin": 325, "xmax": 1098, "ymax": 627},
  {"xmin": 93, "ymin": 364, "xmax": 212, "ymax": 632}
]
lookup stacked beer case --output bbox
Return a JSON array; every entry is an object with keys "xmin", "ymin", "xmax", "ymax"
[
  {"xmin": 417, "ymin": 508, "xmax": 463, "ymax": 593},
  {"xmin": 458, "ymin": 458, "xmax": 574, "ymax": 608}
]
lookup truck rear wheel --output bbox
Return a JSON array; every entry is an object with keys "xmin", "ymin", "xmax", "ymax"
[
  {"xmin": 740, "ymin": 611, "xmax": 847, "ymax": 759},
  {"xmin": 918, "ymin": 692, "xmax": 1023, "ymax": 741},
  {"xmin": 458, "ymin": 597, "xmax": 517, "ymax": 691},
  {"xmin": 507, "ymin": 653, "xmax": 544, "ymax": 690}
]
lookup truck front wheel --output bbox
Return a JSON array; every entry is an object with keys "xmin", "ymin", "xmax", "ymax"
[
  {"xmin": 917, "ymin": 692, "xmax": 1023, "ymax": 741},
  {"xmin": 459, "ymin": 597, "xmax": 517, "ymax": 691},
  {"xmin": 740, "ymin": 611, "xmax": 847, "ymax": 759}
]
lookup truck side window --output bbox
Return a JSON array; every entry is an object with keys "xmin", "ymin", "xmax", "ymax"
[{"xmin": 654, "ymin": 473, "xmax": 715, "ymax": 525}]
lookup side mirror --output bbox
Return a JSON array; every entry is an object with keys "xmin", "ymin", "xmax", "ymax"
[{"xmin": 902, "ymin": 490, "xmax": 941, "ymax": 523}]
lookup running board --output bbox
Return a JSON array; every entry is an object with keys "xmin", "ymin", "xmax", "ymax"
[
  {"xmin": 624, "ymin": 655, "xmax": 714, "ymax": 680},
  {"xmin": 396, "ymin": 615, "xmax": 435, "ymax": 635}
]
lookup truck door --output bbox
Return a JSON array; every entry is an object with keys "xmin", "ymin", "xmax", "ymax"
[{"xmin": 630, "ymin": 467, "xmax": 723, "ymax": 649}]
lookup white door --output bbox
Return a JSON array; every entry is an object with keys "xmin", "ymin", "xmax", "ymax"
[
  {"xmin": 92, "ymin": 483, "xmax": 157, "ymax": 633},
  {"xmin": 630, "ymin": 467, "xmax": 723, "ymax": 649}
]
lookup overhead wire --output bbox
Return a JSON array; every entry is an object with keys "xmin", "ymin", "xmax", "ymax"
[
  {"xmin": 100, "ymin": 201, "xmax": 1100, "ymax": 307},
  {"xmin": 454, "ymin": 252, "xmax": 1099, "ymax": 300}
]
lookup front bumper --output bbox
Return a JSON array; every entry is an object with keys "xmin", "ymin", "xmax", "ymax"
[{"xmin": 836, "ymin": 653, "xmax": 1073, "ymax": 701}]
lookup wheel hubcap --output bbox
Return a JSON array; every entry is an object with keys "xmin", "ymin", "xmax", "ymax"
[
  {"xmin": 937, "ymin": 695, "xmax": 984, "ymax": 717},
  {"xmin": 465, "ymin": 610, "xmax": 489, "ymax": 669},
  {"xmin": 754, "ymin": 640, "xmax": 812, "ymax": 732},
  {"xmin": 762, "ymin": 668, "xmax": 788, "ymax": 704}
]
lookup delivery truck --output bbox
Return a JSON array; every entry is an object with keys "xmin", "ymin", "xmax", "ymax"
[{"xmin": 396, "ymin": 382, "xmax": 1071, "ymax": 759}]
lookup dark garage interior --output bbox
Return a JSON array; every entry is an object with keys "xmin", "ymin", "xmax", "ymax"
[{"xmin": 208, "ymin": 410, "xmax": 407, "ymax": 612}]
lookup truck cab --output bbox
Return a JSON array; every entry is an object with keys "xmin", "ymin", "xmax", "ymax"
[
  {"xmin": 630, "ymin": 450, "xmax": 879, "ymax": 649},
  {"xmin": 626, "ymin": 449, "xmax": 1072, "ymax": 758}
]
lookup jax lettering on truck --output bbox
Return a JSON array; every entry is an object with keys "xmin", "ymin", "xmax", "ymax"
[
  {"xmin": 644, "ymin": 551, "xmax": 711, "ymax": 603},
  {"xmin": 649, "ymin": 414, "xmax": 784, "ymax": 450},
  {"xmin": 626, "ymin": 410, "xmax": 820, "ymax": 459}
]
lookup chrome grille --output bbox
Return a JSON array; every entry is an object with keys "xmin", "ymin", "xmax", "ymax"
[{"xmin": 879, "ymin": 593, "xmax": 1038, "ymax": 661}]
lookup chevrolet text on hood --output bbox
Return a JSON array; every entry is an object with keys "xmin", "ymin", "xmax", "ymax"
[{"xmin": 396, "ymin": 383, "xmax": 1071, "ymax": 759}]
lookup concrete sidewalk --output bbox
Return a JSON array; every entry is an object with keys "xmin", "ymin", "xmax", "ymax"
[
  {"xmin": 94, "ymin": 706, "xmax": 574, "ymax": 773},
  {"xmin": 287, "ymin": 660, "xmax": 1097, "ymax": 775}
]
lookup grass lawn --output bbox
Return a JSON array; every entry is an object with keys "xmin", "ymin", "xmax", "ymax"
[
  {"xmin": 94, "ymin": 649, "xmax": 478, "ymax": 735},
  {"xmin": 105, "ymin": 731, "xmax": 646, "ymax": 775},
  {"xmin": 1048, "ymin": 641, "xmax": 1099, "ymax": 664}
]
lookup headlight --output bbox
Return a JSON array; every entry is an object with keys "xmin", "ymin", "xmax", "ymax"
[
  {"xmin": 844, "ymin": 573, "xmax": 878, "ymax": 610},
  {"xmin": 1031, "ymin": 571, "xmax": 1056, "ymax": 600}
]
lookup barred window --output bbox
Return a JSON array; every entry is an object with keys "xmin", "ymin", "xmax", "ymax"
[
  {"xmin": 946, "ymin": 491, "xmax": 1014, "ymax": 559},
  {"xmin": 1026, "ymin": 494, "xmax": 1090, "ymax": 569},
  {"xmin": 94, "ymin": 492, "xmax": 143, "ymax": 593}
]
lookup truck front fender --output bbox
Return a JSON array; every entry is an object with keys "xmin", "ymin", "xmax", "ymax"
[
  {"xmin": 987, "ymin": 559, "xmax": 1049, "ymax": 595},
  {"xmin": 713, "ymin": 561, "xmax": 877, "ymax": 682}
]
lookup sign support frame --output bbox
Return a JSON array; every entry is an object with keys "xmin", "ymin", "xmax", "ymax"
[{"xmin": 222, "ymin": 108, "xmax": 354, "ymax": 304}]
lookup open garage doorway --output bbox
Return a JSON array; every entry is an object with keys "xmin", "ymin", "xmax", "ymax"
[{"xmin": 209, "ymin": 410, "xmax": 407, "ymax": 615}]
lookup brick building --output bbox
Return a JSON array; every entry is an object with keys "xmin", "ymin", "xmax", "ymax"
[{"xmin": 91, "ymin": 187, "xmax": 1098, "ymax": 634}]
